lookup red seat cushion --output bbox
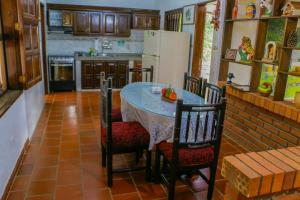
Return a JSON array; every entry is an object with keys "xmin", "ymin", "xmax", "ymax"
[
  {"xmin": 158, "ymin": 141, "xmax": 214, "ymax": 167},
  {"xmin": 101, "ymin": 122, "xmax": 149, "ymax": 152},
  {"xmin": 112, "ymin": 108, "xmax": 123, "ymax": 122}
]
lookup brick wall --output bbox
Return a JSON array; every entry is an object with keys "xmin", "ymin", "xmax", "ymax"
[{"xmin": 224, "ymin": 95, "xmax": 300, "ymax": 152}]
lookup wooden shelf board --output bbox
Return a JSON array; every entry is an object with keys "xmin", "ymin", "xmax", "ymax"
[
  {"xmin": 222, "ymin": 58, "xmax": 254, "ymax": 66},
  {"xmin": 225, "ymin": 18, "xmax": 259, "ymax": 22},
  {"xmin": 278, "ymin": 71, "xmax": 300, "ymax": 77},
  {"xmin": 226, "ymin": 15, "xmax": 300, "ymax": 22},
  {"xmin": 282, "ymin": 46, "xmax": 300, "ymax": 50},
  {"xmin": 254, "ymin": 60, "xmax": 278, "ymax": 65}
]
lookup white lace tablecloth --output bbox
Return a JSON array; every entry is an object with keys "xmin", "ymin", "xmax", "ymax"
[{"xmin": 120, "ymin": 82, "xmax": 206, "ymax": 150}]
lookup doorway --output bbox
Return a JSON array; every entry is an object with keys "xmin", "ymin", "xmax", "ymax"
[
  {"xmin": 40, "ymin": 3, "xmax": 48, "ymax": 94},
  {"xmin": 191, "ymin": 1, "xmax": 219, "ymax": 81}
]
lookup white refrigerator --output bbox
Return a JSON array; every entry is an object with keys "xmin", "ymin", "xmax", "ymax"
[{"xmin": 142, "ymin": 30, "xmax": 191, "ymax": 88}]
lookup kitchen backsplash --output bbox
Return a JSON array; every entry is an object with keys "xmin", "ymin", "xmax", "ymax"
[{"xmin": 47, "ymin": 30, "xmax": 144, "ymax": 56}]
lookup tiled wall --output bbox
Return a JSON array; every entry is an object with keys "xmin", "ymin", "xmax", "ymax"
[{"xmin": 46, "ymin": 30, "xmax": 145, "ymax": 56}]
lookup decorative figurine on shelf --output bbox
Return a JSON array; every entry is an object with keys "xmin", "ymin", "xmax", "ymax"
[
  {"xmin": 211, "ymin": 0, "xmax": 220, "ymax": 30},
  {"xmin": 287, "ymin": 31, "xmax": 298, "ymax": 48},
  {"xmin": 238, "ymin": 36, "xmax": 255, "ymax": 63},
  {"xmin": 282, "ymin": 1, "xmax": 300, "ymax": 16},
  {"xmin": 232, "ymin": 0, "xmax": 239, "ymax": 19},
  {"xmin": 246, "ymin": 2, "xmax": 256, "ymax": 18},
  {"xmin": 227, "ymin": 73, "xmax": 235, "ymax": 84},
  {"xmin": 262, "ymin": 41, "xmax": 279, "ymax": 62},
  {"xmin": 259, "ymin": 0, "xmax": 273, "ymax": 17},
  {"xmin": 258, "ymin": 82, "xmax": 273, "ymax": 97}
]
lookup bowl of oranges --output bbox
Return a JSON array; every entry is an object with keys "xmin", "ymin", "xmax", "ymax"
[{"xmin": 161, "ymin": 87, "xmax": 177, "ymax": 103}]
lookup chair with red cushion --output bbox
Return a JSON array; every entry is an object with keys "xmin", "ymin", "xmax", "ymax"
[
  {"xmin": 100, "ymin": 77, "xmax": 152, "ymax": 187},
  {"xmin": 155, "ymin": 97, "xmax": 227, "ymax": 200},
  {"xmin": 100, "ymin": 72, "xmax": 123, "ymax": 122}
]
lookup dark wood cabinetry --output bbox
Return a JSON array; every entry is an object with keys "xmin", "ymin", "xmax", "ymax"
[
  {"xmin": 48, "ymin": 4, "xmax": 160, "ymax": 36},
  {"xmin": 133, "ymin": 13, "xmax": 160, "ymax": 30},
  {"xmin": 148, "ymin": 15, "xmax": 160, "ymax": 30},
  {"xmin": 116, "ymin": 13, "xmax": 131, "ymax": 37},
  {"xmin": 89, "ymin": 12, "xmax": 102, "ymax": 35},
  {"xmin": 102, "ymin": 12, "xmax": 117, "ymax": 36},
  {"xmin": 81, "ymin": 60, "xmax": 129, "ymax": 89},
  {"xmin": 74, "ymin": 11, "xmax": 90, "ymax": 35}
]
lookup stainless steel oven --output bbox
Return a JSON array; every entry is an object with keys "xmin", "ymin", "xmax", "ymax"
[{"xmin": 48, "ymin": 56, "xmax": 75, "ymax": 92}]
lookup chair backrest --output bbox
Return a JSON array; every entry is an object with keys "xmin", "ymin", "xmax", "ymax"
[
  {"xmin": 100, "ymin": 77, "xmax": 113, "ymax": 148},
  {"xmin": 183, "ymin": 73, "xmax": 207, "ymax": 97},
  {"xmin": 203, "ymin": 82, "xmax": 226, "ymax": 104},
  {"xmin": 172, "ymin": 98, "xmax": 227, "ymax": 165},
  {"xmin": 127, "ymin": 66, "xmax": 154, "ymax": 83}
]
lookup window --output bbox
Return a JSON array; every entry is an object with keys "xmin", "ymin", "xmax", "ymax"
[
  {"xmin": 164, "ymin": 9, "xmax": 183, "ymax": 32},
  {"xmin": 0, "ymin": 14, "xmax": 7, "ymax": 95}
]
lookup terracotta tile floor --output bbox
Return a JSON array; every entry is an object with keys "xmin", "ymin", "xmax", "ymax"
[{"xmin": 4, "ymin": 92, "xmax": 244, "ymax": 200}]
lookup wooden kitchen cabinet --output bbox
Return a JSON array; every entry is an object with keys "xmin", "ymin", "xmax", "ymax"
[
  {"xmin": 102, "ymin": 12, "xmax": 116, "ymax": 36},
  {"xmin": 133, "ymin": 14, "xmax": 148, "ymax": 29},
  {"xmin": 22, "ymin": 0, "xmax": 39, "ymax": 21},
  {"xmin": 74, "ymin": 11, "xmax": 90, "ymax": 35},
  {"xmin": 81, "ymin": 60, "xmax": 128, "ymax": 89},
  {"xmin": 117, "ymin": 61, "xmax": 129, "ymax": 88},
  {"xmin": 81, "ymin": 61, "xmax": 94, "ymax": 89},
  {"xmin": 133, "ymin": 13, "xmax": 160, "ymax": 30},
  {"xmin": 89, "ymin": 12, "xmax": 102, "ymax": 35},
  {"xmin": 116, "ymin": 13, "xmax": 131, "ymax": 37},
  {"xmin": 148, "ymin": 15, "xmax": 160, "ymax": 30},
  {"xmin": 94, "ymin": 61, "xmax": 105, "ymax": 88}
]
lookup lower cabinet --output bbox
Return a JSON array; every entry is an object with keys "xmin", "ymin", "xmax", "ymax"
[{"xmin": 81, "ymin": 60, "xmax": 129, "ymax": 89}]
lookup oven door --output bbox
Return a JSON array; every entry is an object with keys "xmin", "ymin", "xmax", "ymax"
[{"xmin": 50, "ymin": 63, "xmax": 74, "ymax": 81}]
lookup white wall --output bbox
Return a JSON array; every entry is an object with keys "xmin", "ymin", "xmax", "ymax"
[
  {"xmin": 0, "ymin": 86, "xmax": 44, "ymax": 198},
  {"xmin": 0, "ymin": 0, "xmax": 46, "ymax": 196},
  {"xmin": 46, "ymin": 0, "xmax": 160, "ymax": 10}
]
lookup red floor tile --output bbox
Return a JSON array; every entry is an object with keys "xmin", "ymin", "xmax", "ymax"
[{"xmin": 3, "ymin": 92, "xmax": 246, "ymax": 200}]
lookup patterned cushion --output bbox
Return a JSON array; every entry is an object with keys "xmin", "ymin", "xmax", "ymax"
[
  {"xmin": 158, "ymin": 141, "xmax": 214, "ymax": 167},
  {"xmin": 101, "ymin": 122, "xmax": 149, "ymax": 152},
  {"xmin": 112, "ymin": 108, "xmax": 123, "ymax": 122}
]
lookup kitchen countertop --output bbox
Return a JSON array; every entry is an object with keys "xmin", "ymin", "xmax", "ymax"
[{"xmin": 75, "ymin": 53, "xmax": 143, "ymax": 61}]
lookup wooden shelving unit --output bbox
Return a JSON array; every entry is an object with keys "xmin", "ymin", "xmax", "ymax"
[{"xmin": 219, "ymin": 0, "xmax": 300, "ymax": 101}]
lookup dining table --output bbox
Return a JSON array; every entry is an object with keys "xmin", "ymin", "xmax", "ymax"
[{"xmin": 120, "ymin": 82, "xmax": 206, "ymax": 150}]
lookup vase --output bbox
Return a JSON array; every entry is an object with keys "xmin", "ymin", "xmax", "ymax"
[{"xmin": 295, "ymin": 92, "xmax": 300, "ymax": 109}]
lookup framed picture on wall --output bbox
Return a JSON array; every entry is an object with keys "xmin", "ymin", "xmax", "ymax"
[{"xmin": 183, "ymin": 4, "xmax": 195, "ymax": 25}]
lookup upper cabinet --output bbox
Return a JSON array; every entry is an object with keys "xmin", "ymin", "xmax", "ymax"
[
  {"xmin": 89, "ymin": 12, "xmax": 102, "ymax": 35},
  {"xmin": 47, "ymin": 4, "xmax": 160, "ymax": 37},
  {"xmin": 116, "ymin": 13, "xmax": 131, "ymax": 37},
  {"xmin": 102, "ymin": 12, "xmax": 117, "ymax": 36},
  {"xmin": 73, "ymin": 11, "xmax": 90, "ymax": 35},
  {"xmin": 133, "ymin": 13, "xmax": 160, "ymax": 30}
]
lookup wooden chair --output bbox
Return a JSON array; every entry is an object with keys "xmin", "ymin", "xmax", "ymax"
[
  {"xmin": 183, "ymin": 72, "xmax": 207, "ymax": 97},
  {"xmin": 100, "ymin": 72, "xmax": 123, "ymax": 122},
  {"xmin": 155, "ymin": 98, "xmax": 227, "ymax": 200},
  {"xmin": 127, "ymin": 66, "xmax": 154, "ymax": 83},
  {"xmin": 100, "ymin": 77, "xmax": 152, "ymax": 187},
  {"xmin": 203, "ymin": 82, "xmax": 226, "ymax": 104}
]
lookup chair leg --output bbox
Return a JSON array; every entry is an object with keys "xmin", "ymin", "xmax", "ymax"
[
  {"xmin": 101, "ymin": 145, "xmax": 106, "ymax": 167},
  {"xmin": 207, "ymin": 164, "xmax": 217, "ymax": 200},
  {"xmin": 107, "ymin": 153, "xmax": 113, "ymax": 187},
  {"xmin": 168, "ymin": 168, "xmax": 176, "ymax": 200},
  {"xmin": 155, "ymin": 148, "xmax": 161, "ymax": 183},
  {"xmin": 135, "ymin": 148, "xmax": 143, "ymax": 163},
  {"xmin": 145, "ymin": 150, "xmax": 152, "ymax": 182}
]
